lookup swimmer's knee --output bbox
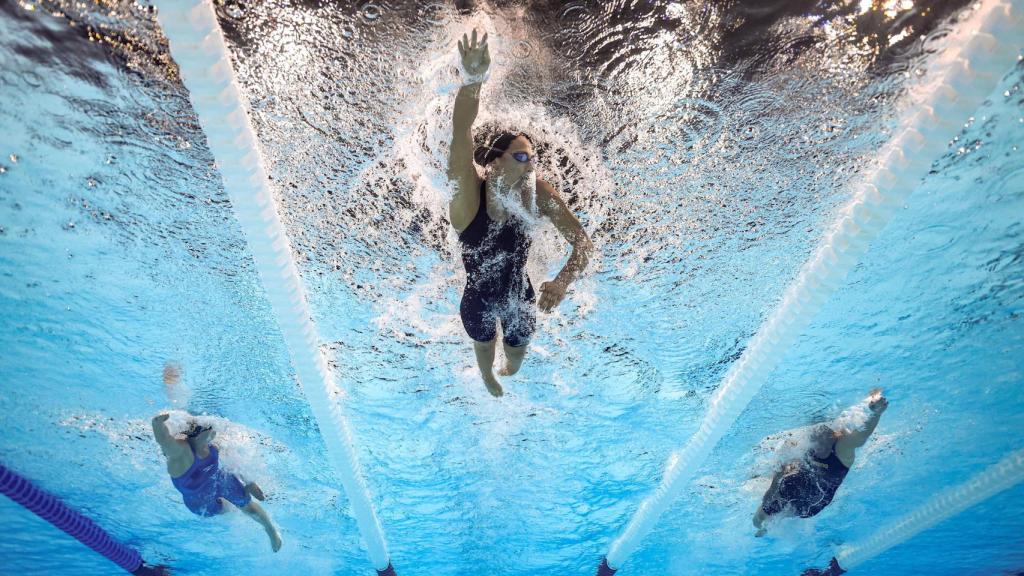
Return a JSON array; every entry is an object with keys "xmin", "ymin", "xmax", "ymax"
[{"xmin": 503, "ymin": 340, "xmax": 529, "ymax": 353}]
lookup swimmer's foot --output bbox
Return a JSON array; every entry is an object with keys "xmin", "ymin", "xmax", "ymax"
[
  {"xmin": 482, "ymin": 372, "xmax": 504, "ymax": 397},
  {"xmin": 246, "ymin": 482, "xmax": 266, "ymax": 501},
  {"xmin": 755, "ymin": 527, "xmax": 767, "ymax": 538},
  {"xmin": 268, "ymin": 528, "xmax": 283, "ymax": 552},
  {"xmin": 497, "ymin": 362, "xmax": 519, "ymax": 377}
]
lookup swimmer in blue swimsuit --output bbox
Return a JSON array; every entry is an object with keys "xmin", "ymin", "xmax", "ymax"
[
  {"xmin": 753, "ymin": 389, "xmax": 889, "ymax": 536},
  {"xmin": 448, "ymin": 28, "xmax": 594, "ymax": 397},
  {"xmin": 151, "ymin": 368, "xmax": 282, "ymax": 551}
]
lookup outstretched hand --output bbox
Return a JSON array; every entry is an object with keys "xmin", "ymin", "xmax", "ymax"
[
  {"xmin": 458, "ymin": 28, "xmax": 490, "ymax": 79},
  {"xmin": 163, "ymin": 362, "xmax": 181, "ymax": 387}
]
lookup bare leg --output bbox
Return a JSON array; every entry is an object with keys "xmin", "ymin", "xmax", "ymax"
[
  {"xmin": 753, "ymin": 507, "xmax": 769, "ymax": 537},
  {"xmin": 498, "ymin": 342, "xmax": 528, "ymax": 377},
  {"xmin": 473, "ymin": 339, "xmax": 503, "ymax": 397},
  {"xmin": 245, "ymin": 482, "xmax": 266, "ymax": 502},
  {"xmin": 754, "ymin": 468, "xmax": 787, "ymax": 536},
  {"xmin": 241, "ymin": 501, "xmax": 282, "ymax": 552}
]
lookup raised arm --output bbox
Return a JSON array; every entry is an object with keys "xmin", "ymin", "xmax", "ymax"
[
  {"xmin": 536, "ymin": 179, "xmax": 594, "ymax": 312},
  {"xmin": 151, "ymin": 413, "xmax": 188, "ymax": 460},
  {"xmin": 835, "ymin": 391, "xmax": 888, "ymax": 465},
  {"xmin": 448, "ymin": 29, "xmax": 489, "ymax": 231}
]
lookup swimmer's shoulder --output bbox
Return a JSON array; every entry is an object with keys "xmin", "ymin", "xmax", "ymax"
[{"xmin": 535, "ymin": 178, "xmax": 565, "ymax": 211}]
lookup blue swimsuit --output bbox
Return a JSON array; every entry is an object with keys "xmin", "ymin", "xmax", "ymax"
[{"xmin": 171, "ymin": 444, "xmax": 251, "ymax": 517}]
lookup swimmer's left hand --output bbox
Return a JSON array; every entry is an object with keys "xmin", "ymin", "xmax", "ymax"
[{"xmin": 538, "ymin": 280, "xmax": 567, "ymax": 312}]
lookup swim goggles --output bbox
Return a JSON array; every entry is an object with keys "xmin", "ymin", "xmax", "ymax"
[{"xmin": 186, "ymin": 423, "xmax": 212, "ymax": 438}]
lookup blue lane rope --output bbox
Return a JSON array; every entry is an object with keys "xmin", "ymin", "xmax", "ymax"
[{"xmin": 0, "ymin": 462, "xmax": 167, "ymax": 575}]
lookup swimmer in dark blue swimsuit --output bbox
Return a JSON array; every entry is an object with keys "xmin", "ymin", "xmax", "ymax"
[
  {"xmin": 753, "ymin": 389, "xmax": 889, "ymax": 535},
  {"xmin": 150, "ymin": 365, "xmax": 282, "ymax": 551},
  {"xmin": 448, "ymin": 29, "xmax": 594, "ymax": 397}
]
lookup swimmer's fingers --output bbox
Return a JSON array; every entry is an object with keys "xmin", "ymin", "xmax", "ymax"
[
  {"xmin": 537, "ymin": 282, "xmax": 563, "ymax": 312},
  {"xmin": 471, "ymin": 28, "xmax": 478, "ymax": 49},
  {"xmin": 538, "ymin": 294, "xmax": 552, "ymax": 313},
  {"xmin": 537, "ymin": 283, "xmax": 550, "ymax": 311},
  {"xmin": 458, "ymin": 37, "xmax": 466, "ymax": 57}
]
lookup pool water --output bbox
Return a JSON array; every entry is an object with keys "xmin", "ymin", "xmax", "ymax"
[{"xmin": 1, "ymin": 1, "xmax": 1022, "ymax": 575}]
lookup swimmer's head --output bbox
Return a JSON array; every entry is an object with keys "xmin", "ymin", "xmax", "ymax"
[
  {"xmin": 185, "ymin": 421, "xmax": 215, "ymax": 444},
  {"xmin": 474, "ymin": 131, "xmax": 536, "ymax": 185},
  {"xmin": 812, "ymin": 423, "xmax": 838, "ymax": 443}
]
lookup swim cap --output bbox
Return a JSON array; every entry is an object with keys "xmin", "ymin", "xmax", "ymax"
[{"xmin": 185, "ymin": 422, "xmax": 212, "ymax": 439}]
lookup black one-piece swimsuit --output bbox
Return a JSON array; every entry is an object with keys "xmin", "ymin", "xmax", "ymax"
[
  {"xmin": 458, "ymin": 180, "xmax": 536, "ymax": 347},
  {"xmin": 763, "ymin": 442, "xmax": 851, "ymax": 518}
]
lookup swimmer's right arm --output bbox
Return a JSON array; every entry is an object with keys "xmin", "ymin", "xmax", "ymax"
[
  {"xmin": 151, "ymin": 413, "xmax": 187, "ymax": 457},
  {"xmin": 448, "ymin": 29, "xmax": 489, "ymax": 229},
  {"xmin": 836, "ymin": 393, "xmax": 888, "ymax": 464}
]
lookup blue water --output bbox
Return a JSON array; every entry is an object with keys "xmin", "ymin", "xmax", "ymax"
[{"xmin": 1, "ymin": 1, "xmax": 1022, "ymax": 575}]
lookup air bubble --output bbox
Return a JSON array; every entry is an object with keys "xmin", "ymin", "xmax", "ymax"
[
  {"xmin": 225, "ymin": 4, "xmax": 244, "ymax": 18},
  {"xmin": 22, "ymin": 71, "xmax": 42, "ymax": 88},
  {"xmin": 420, "ymin": 3, "xmax": 446, "ymax": 25},
  {"xmin": 360, "ymin": 3, "xmax": 381, "ymax": 23},
  {"xmin": 512, "ymin": 40, "xmax": 533, "ymax": 59}
]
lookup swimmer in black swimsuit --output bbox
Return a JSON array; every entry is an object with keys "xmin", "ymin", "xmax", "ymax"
[
  {"xmin": 753, "ymin": 389, "xmax": 889, "ymax": 535},
  {"xmin": 448, "ymin": 29, "xmax": 593, "ymax": 397}
]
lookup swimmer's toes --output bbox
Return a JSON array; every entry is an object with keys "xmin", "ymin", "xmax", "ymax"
[
  {"xmin": 271, "ymin": 531, "xmax": 283, "ymax": 552},
  {"xmin": 484, "ymin": 378, "xmax": 504, "ymax": 397}
]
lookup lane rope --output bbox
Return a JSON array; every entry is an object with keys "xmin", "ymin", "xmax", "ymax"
[
  {"xmin": 598, "ymin": 1, "xmax": 1023, "ymax": 572},
  {"xmin": 153, "ymin": 2, "xmax": 396, "ymax": 573}
]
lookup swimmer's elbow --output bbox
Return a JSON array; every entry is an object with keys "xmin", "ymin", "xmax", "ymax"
[{"xmin": 575, "ymin": 235, "xmax": 594, "ymax": 262}]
